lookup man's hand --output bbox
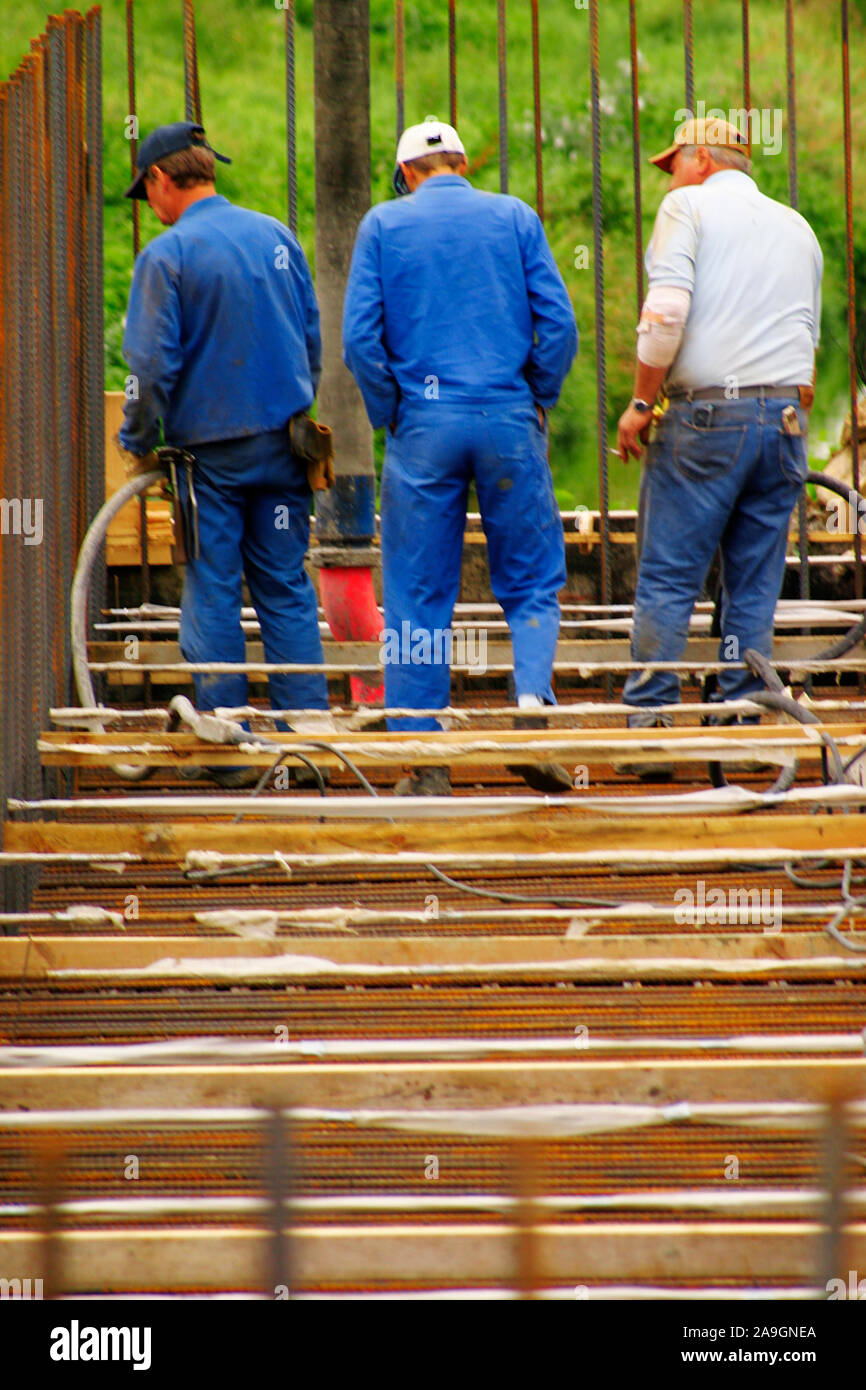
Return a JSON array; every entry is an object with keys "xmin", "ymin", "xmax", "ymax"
[
  {"xmin": 112, "ymin": 432, "xmax": 160, "ymax": 480},
  {"xmin": 536, "ymin": 403, "xmax": 546, "ymax": 430},
  {"xmin": 616, "ymin": 404, "xmax": 653, "ymax": 462}
]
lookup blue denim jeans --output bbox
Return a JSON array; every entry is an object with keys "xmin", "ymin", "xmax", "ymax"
[
  {"xmin": 381, "ymin": 401, "xmax": 566, "ymax": 731},
  {"xmin": 176, "ymin": 429, "xmax": 329, "ymax": 713},
  {"xmin": 623, "ymin": 394, "xmax": 808, "ymax": 713}
]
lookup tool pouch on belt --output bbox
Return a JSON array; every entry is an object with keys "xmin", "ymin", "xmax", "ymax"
[
  {"xmin": 290, "ymin": 413, "xmax": 335, "ymax": 491},
  {"xmin": 157, "ymin": 447, "xmax": 199, "ymax": 566}
]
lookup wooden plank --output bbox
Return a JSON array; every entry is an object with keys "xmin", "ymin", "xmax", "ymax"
[
  {"xmin": 35, "ymin": 722, "xmax": 866, "ymax": 768},
  {"xmin": 2, "ymin": 1058, "xmax": 864, "ymax": 1111},
  {"xmin": 104, "ymin": 392, "xmax": 173, "ymax": 567},
  {"xmin": 0, "ymin": 932, "xmax": 856, "ymax": 979},
  {"xmin": 5, "ymin": 811, "xmax": 866, "ymax": 861},
  {"xmin": 87, "ymin": 634, "xmax": 862, "ymax": 669},
  {"xmin": 0, "ymin": 1222, "xmax": 861, "ymax": 1289}
]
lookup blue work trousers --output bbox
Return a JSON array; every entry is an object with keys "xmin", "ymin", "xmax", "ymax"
[
  {"xmin": 623, "ymin": 395, "xmax": 808, "ymax": 712},
  {"xmin": 176, "ymin": 430, "xmax": 328, "ymax": 713},
  {"xmin": 381, "ymin": 401, "xmax": 567, "ymax": 731}
]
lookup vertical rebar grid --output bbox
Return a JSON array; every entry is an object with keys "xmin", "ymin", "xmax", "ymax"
[
  {"xmin": 497, "ymin": 0, "xmax": 508, "ymax": 194},
  {"xmin": 183, "ymin": 0, "xmax": 202, "ymax": 126},
  {"xmin": 285, "ymin": 0, "xmax": 297, "ymax": 234},
  {"xmin": 629, "ymin": 0, "xmax": 643, "ymax": 316},
  {"xmin": 530, "ymin": 0, "xmax": 543, "ymax": 221},
  {"xmin": 588, "ymin": 0, "xmax": 610, "ymax": 617},
  {"xmin": 841, "ymin": 0, "xmax": 862, "ymax": 605},
  {"xmin": 448, "ymin": 0, "xmax": 457, "ymax": 129},
  {"xmin": 395, "ymin": 0, "xmax": 404, "ymax": 142},
  {"xmin": 683, "ymin": 0, "xmax": 694, "ymax": 113},
  {"xmin": 0, "ymin": 10, "xmax": 103, "ymax": 911}
]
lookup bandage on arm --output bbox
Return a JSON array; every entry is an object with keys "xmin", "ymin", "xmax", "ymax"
[{"xmin": 636, "ymin": 285, "xmax": 691, "ymax": 368}]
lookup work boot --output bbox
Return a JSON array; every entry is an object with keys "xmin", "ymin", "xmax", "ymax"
[
  {"xmin": 393, "ymin": 765, "xmax": 452, "ymax": 796},
  {"xmin": 508, "ymin": 707, "xmax": 572, "ymax": 794}
]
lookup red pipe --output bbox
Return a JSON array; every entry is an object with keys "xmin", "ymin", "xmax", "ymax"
[{"xmin": 319, "ymin": 566, "xmax": 384, "ymax": 704}]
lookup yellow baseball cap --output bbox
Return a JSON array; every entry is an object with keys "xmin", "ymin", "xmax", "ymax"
[{"xmin": 649, "ymin": 116, "xmax": 749, "ymax": 174}]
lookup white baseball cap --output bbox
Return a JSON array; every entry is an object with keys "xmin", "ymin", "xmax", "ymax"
[{"xmin": 393, "ymin": 117, "xmax": 466, "ymax": 194}]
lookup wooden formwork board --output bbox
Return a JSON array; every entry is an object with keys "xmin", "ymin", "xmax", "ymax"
[
  {"xmin": 1, "ymin": 1059, "xmax": 864, "ymax": 1111},
  {"xmin": 5, "ymin": 811, "xmax": 866, "ymax": 862},
  {"xmin": 86, "ymin": 635, "xmax": 865, "ymax": 685},
  {"xmin": 0, "ymin": 1222, "xmax": 861, "ymax": 1289},
  {"xmin": 0, "ymin": 932, "xmax": 861, "ymax": 979},
  {"xmin": 36, "ymin": 721, "xmax": 866, "ymax": 768}
]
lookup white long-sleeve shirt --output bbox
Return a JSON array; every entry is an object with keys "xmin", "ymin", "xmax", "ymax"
[{"xmin": 646, "ymin": 169, "xmax": 822, "ymax": 392}]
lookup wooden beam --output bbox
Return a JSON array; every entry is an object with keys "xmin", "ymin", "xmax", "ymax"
[
  {"xmin": 87, "ymin": 634, "xmax": 864, "ymax": 671},
  {"xmin": 1, "ymin": 1058, "xmax": 864, "ymax": 1111},
  {"xmin": 0, "ymin": 1222, "xmax": 862, "ymax": 1289},
  {"xmin": 35, "ymin": 722, "xmax": 866, "ymax": 769},
  {"xmin": 0, "ymin": 931, "xmax": 857, "ymax": 979},
  {"xmin": 5, "ymin": 811, "xmax": 866, "ymax": 862}
]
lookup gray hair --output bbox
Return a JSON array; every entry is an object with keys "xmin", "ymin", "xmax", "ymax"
[{"xmin": 679, "ymin": 143, "xmax": 752, "ymax": 175}]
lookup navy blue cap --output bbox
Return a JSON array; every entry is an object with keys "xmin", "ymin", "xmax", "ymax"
[{"xmin": 124, "ymin": 121, "xmax": 231, "ymax": 199}]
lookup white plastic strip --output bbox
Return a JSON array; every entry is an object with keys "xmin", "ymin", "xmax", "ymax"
[
  {"xmin": 0, "ymin": 1032, "xmax": 863, "ymax": 1068},
  {"xmin": 10, "ymin": 794, "xmax": 564, "ymax": 820},
  {"xmin": 1, "ymin": 1187, "xmax": 862, "ymax": 1219},
  {"xmin": 45, "ymin": 954, "xmax": 866, "ymax": 983},
  {"xmin": 50, "ymin": 697, "xmax": 866, "ymax": 723},
  {"xmin": 0, "ymin": 1101, "xmax": 863, "ymax": 1138}
]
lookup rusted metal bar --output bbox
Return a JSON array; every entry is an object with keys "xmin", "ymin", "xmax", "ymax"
[
  {"xmin": 629, "ymin": 0, "xmax": 643, "ymax": 316},
  {"xmin": 448, "ymin": 0, "xmax": 457, "ymax": 129},
  {"xmin": 183, "ymin": 0, "xmax": 202, "ymax": 125},
  {"xmin": 126, "ymin": 0, "xmax": 139, "ymax": 258},
  {"xmin": 742, "ymin": 0, "xmax": 750, "ymax": 113},
  {"xmin": 784, "ymin": 1, "xmax": 811, "ymax": 636},
  {"xmin": 841, "ymin": 0, "xmax": 862, "ymax": 605},
  {"xmin": 530, "ymin": 0, "xmax": 543, "ymax": 220},
  {"xmin": 588, "ymin": 0, "xmax": 610, "ymax": 618},
  {"xmin": 395, "ymin": 0, "xmax": 404, "ymax": 141},
  {"xmin": 264, "ymin": 1109, "xmax": 292, "ymax": 1298},
  {"xmin": 683, "ymin": 0, "xmax": 694, "ymax": 112},
  {"xmin": 285, "ymin": 0, "xmax": 297, "ymax": 234},
  {"xmin": 817, "ymin": 1092, "xmax": 851, "ymax": 1294},
  {"xmin": 35, "ymin": 1134, "xmax": 66, "ymax": 1299},
  {"xmin": 512, "ymin": 1138, "xmax": 542, "ymax": 1299},
  {"xmin": 84, "ymin": 8, "xmax": 106, "ymax": 712},
  {"xmin": 125, "ymin": 3, "xmax": 149, "ymax": 697},
  {"xmin": 785, "ymin": 0, "xmax": 798, "ymax": 210},
  {"xmin": 497, "ymin": 0, "xmax": 508, "ymax": 193}
]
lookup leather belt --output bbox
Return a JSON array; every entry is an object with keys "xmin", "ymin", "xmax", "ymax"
[{"xmin": 666, "ymin": 384, "xmax": 802, "ymax": 402}]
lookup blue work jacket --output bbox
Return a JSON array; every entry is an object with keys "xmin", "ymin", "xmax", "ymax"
[
  {"xmin": 120, "ymin": 195, "xmax": 321, "ymax": 454},
  {"xmin": 342, "ymin": 175, "xmax": 577, "ymax": 428}
]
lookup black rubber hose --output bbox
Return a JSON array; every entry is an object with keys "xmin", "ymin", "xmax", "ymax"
[
  {"xmin": 741, "ymin": 651, "xmax": 848, "ymax": 785},
  {"xmin": 805, "ymin": 469, "xmax": 866, "ymax": 661}
]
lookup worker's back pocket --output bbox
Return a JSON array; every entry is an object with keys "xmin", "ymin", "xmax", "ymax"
[
  {"xmin": 778, "ymin": 428, "xmax": 809, "ymax": 486},
  {"xmin": 672, "ymin": 420, "xmax": 748, "ymax": 484}
]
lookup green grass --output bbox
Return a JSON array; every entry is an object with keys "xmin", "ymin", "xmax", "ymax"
[{"xmin": 3, "ymin": 0, "xmax": 864, "ymax": 509}]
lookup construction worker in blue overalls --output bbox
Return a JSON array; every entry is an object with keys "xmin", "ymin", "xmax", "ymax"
[
  {"xmin": 116, "ymin": 122, "xmax": 328, "ymax": 786},
  {"xmin": 343, "ymin": 118, "xmax": 578, "ymax": 795}
]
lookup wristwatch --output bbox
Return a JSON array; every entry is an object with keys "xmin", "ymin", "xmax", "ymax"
[{"xmin": 631, "ymin": 398, "xmax": 653, "ymax": 414}]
